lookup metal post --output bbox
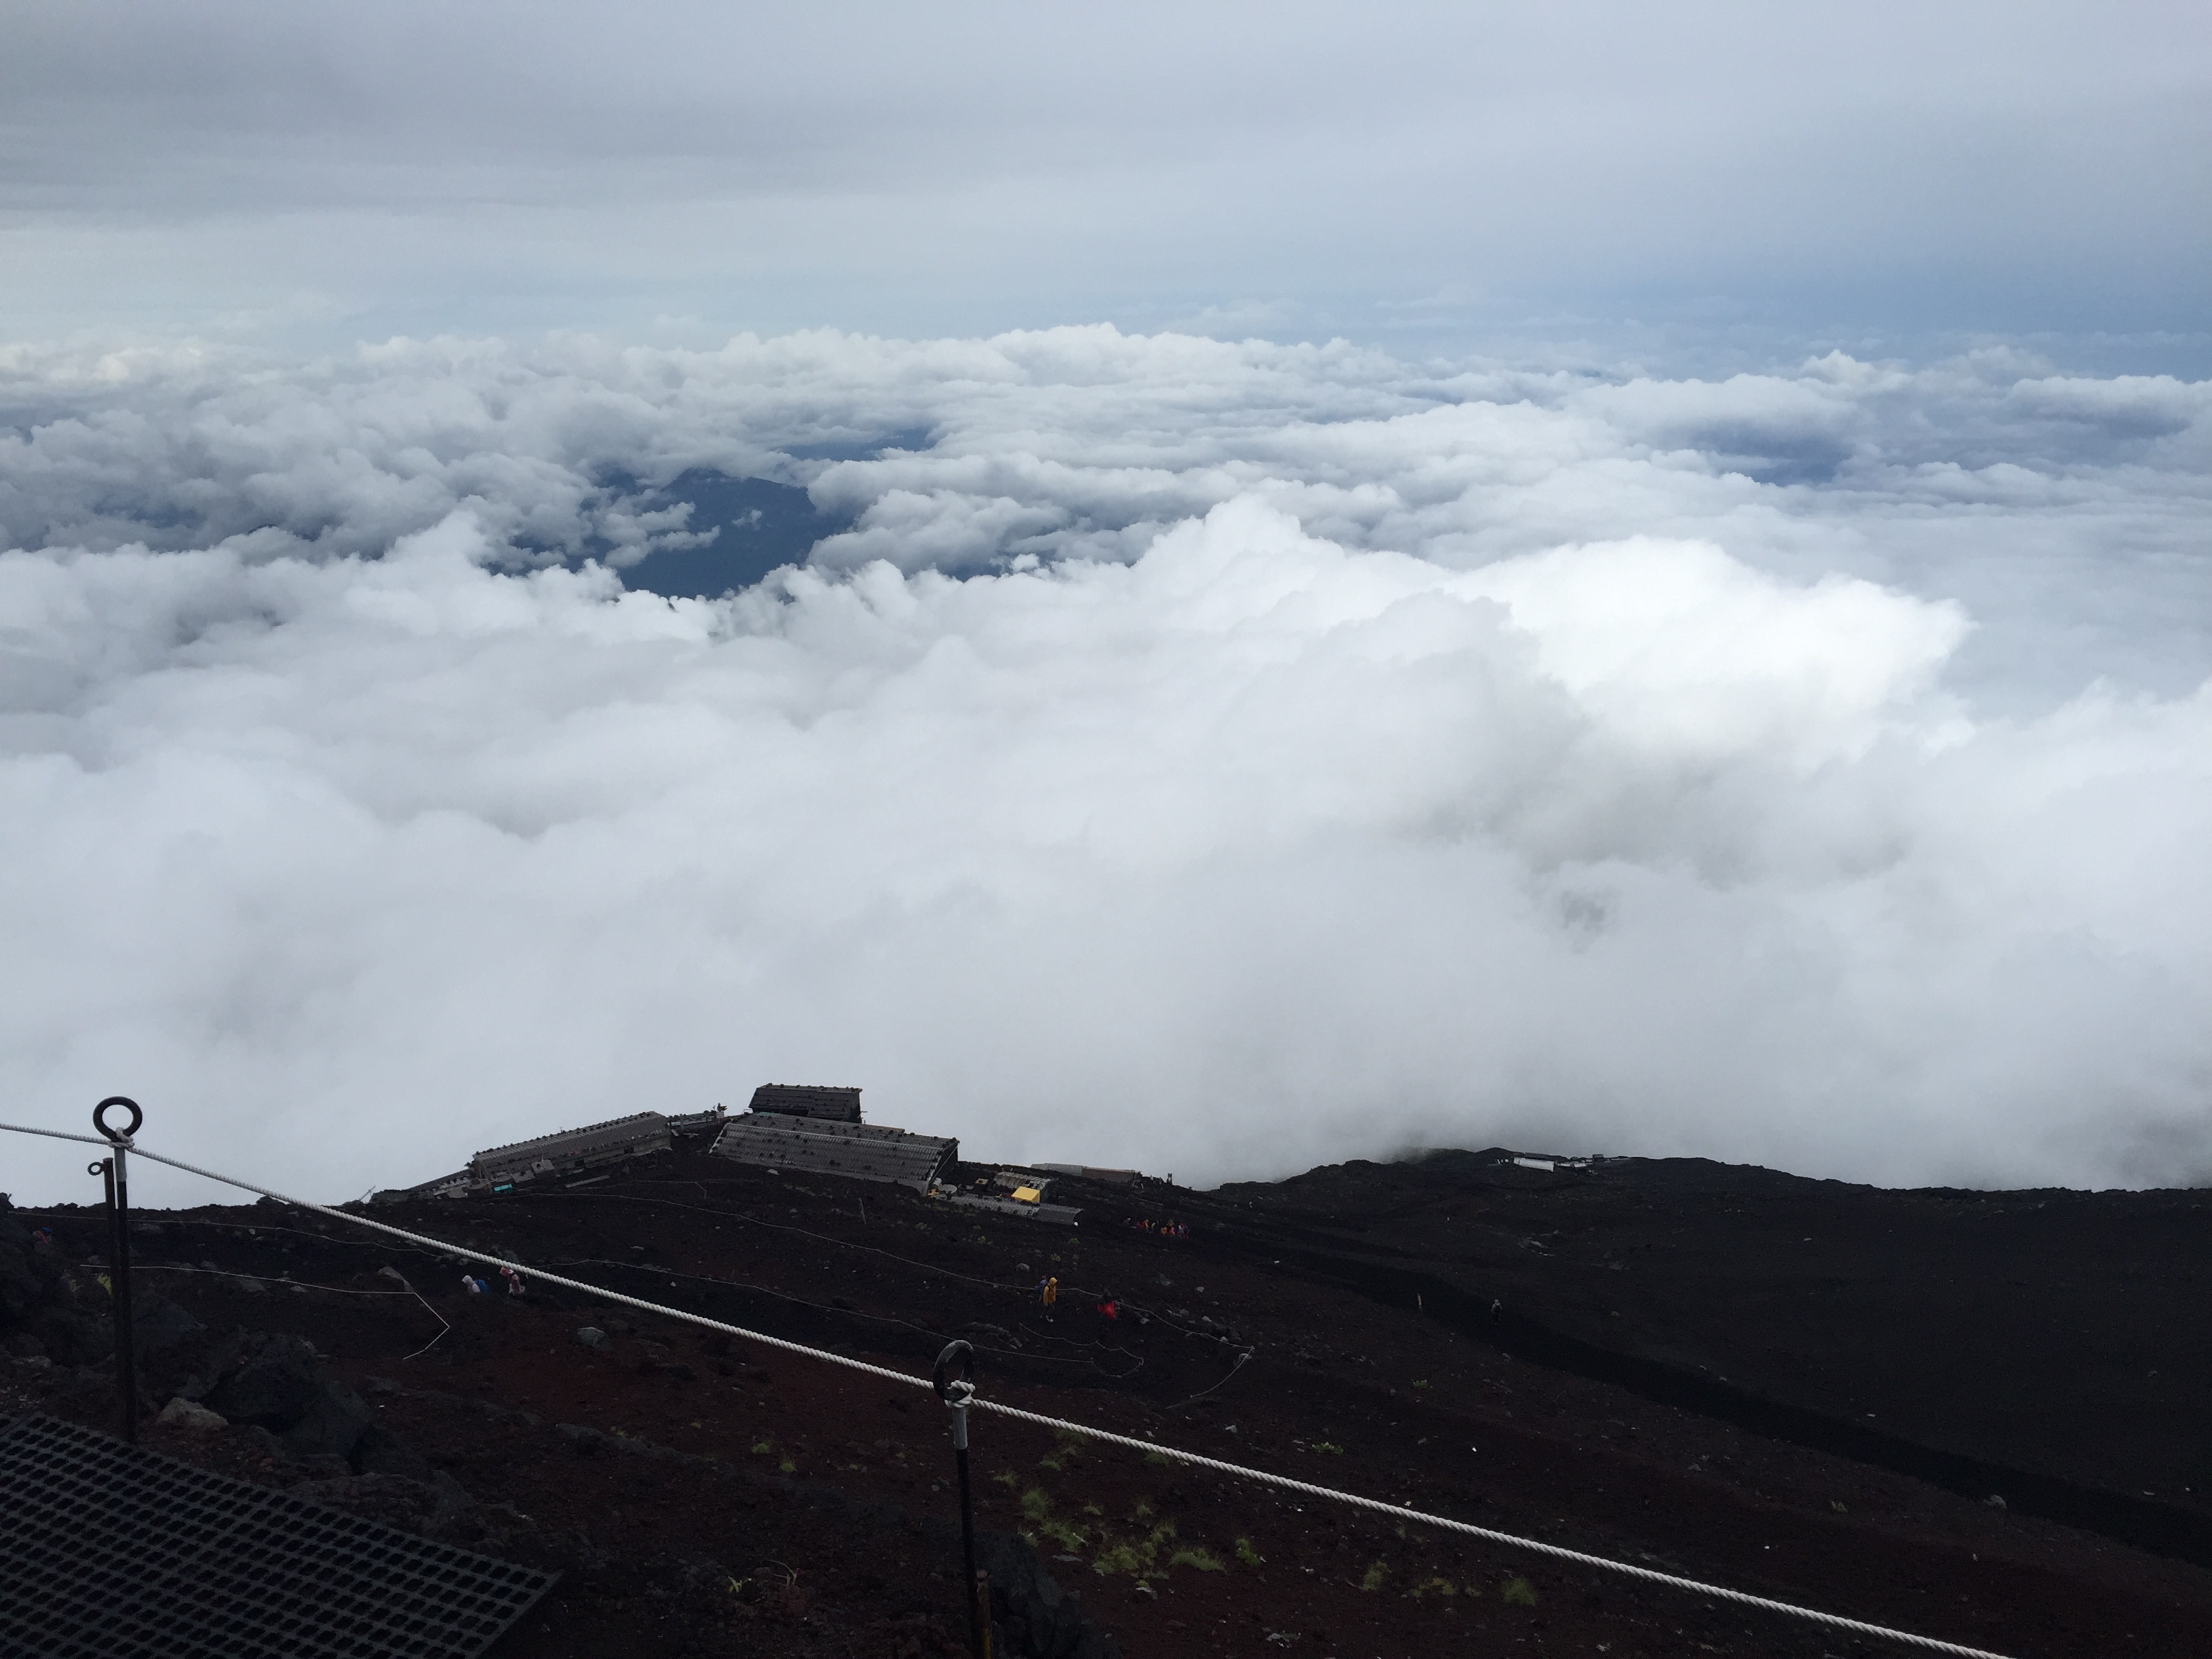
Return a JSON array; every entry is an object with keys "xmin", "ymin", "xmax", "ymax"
[
  {"xmin": 89, "ymin": 1156, "xmax": 119, "ymax": 1423},
  {"xmin": 955, "ymin": 1420, "xmax": 979, "ymax": 1647},
  {"xmin": 934, "ymin": 1340, "xmax": 985, "ymax": 1658},
  {"xmin": 93, "ymin": 1097, "xmax": 143, "ymax": 1445}
]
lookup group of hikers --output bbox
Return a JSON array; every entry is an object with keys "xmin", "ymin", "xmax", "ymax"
[
  {"xmin": 1122, "ymin": 1216, "xmax": 1189, "ymax": 1237},
  {"xmin": 1033, "ymin": 1274, "xmax": 1123, "ymax": 1323},
  {"xmin": 460, "ymin": 1265, "xmax": 527, "ymax": 1298}
]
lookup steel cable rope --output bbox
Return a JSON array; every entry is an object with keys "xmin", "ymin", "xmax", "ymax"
[
  {"xmin": 512, "ymin": 1183, "xmax": 1184, "ymax": 1363},
  {"xmin": 133, "ymin": 1263, "xmax": 455, "ymax": 1361},
  {"xmin": 13, "ymin": 1208, "xmax": 474, "ymax": 1282},
  {"xmin": 534, "ymin": 1255, "xmax": 1145, "ymax": 1380},
  {"xmin": 561, "ymin": 1173, "xmax": 1145, "ymax": 1315},
  {"xmin": 0, "ymin": 1120, "xmax": 2014, "ymax": 1659},
  {"xmin": 960, "ymin": 1399, "xmax": 2013, "ymax": 1658},
  {"xmin": 1159, "ymin": 1347, "xmax": 1252, "ymax": 1411},
  {"xmin": 52, "ymin": 1128, "xmax": 944, "ymax": 1393},
  {"xmin": 26, "ymin": 1166, "xmax": 1011, "ymax": 1296},
  {"xmin": 667, "ymin": 1183, "xmax": 1230, "ymax": 1354},
  {"xmin": 525, "ymin": 1183, "xmax": 1030, "ymax": 1291},
  {"xmin": 29, "ymin": 1179, "xmax": 1156, "ymax": 1371},
  {"xmin": 15, "ymin": 1209, "xmax": 371, "ymax": 1244}
]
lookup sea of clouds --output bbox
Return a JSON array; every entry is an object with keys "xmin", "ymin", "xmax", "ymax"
[{"xmin": 3, "ymin": 329, "xmax": 2209, "ymax": 1203}]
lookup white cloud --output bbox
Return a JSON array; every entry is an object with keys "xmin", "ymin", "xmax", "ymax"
[
  {"xmin": 6, "ymin": 328, "xmax": 2205, "ymax": 695},
  {"xmin": 2, "ymin": 331, "xmax": 2209, "ymax": 1205}
]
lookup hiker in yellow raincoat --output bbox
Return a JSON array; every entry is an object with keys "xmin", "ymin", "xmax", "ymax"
[{"xmin": 1038, "ymin": 1275, "xmax": 1058, "ymax": 1321}]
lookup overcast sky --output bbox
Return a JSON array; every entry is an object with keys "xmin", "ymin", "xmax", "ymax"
[{"xmin": 3, "ymin": 1, "xmax": 2206, "ymax": 366}]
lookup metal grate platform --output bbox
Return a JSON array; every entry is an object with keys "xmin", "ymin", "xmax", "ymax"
[{"xmin": 0, "ymin": 1414, "xmax": 558, "ymax": 1659}]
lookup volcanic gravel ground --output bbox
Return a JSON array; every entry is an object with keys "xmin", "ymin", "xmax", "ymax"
[
  {"xmin": 7, "ymin": 1145, "xmax": 2211, "ymax": 1658},
  {"xmin": 1213, "ymin": 1151, "xmax": 2212, "ymax": 1545}
]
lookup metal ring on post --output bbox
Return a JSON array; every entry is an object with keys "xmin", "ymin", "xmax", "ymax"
[
  {"xmin": 934, "ymin": 1338, "xmax": 985, "ymax": 1657},
  {"xmin": 933, "ymin": 1339, "xmax": 976, "ymax": 1406},
  {"xmin": 93, "ymin": 1097, "xmax": 142, "ymax": 1145}
]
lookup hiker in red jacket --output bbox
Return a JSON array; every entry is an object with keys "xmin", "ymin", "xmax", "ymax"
[{"xmin": 1097, "ymin": 1292, "xmax": 1118, "ymax": 1320}]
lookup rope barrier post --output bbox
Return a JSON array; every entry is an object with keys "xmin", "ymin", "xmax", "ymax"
[
  {"xmin": 88, "ymin": 1156, "xmax": 123, "ymax": 1437},
  {"xmin": 91, "ymin": 1096, "xmax": 144, "ymax": 1445},
  {"xmin": 934, "ymin": 1339, "xmax": 987, "ymax": 1658}
]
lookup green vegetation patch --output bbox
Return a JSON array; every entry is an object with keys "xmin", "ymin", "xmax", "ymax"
[
  {"xmin": 1093, "ymin": 1541, "xmax": 1145, "ymax": 1576},
  {"xmin": 1039, "ymin": 1517, "xmax": 1089, "ymax": 1553}
]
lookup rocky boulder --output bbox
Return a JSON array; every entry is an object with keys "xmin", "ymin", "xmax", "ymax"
[
  {"xmin": 157, "ymin": 1397, "xmax": 228, "ymax": 1431},
  {"xmin": 207, "ymin": 1332, "xmax": 323, "ymax": 1426},
  {"xmin": 280, "ymin": 1380, "xmax": 377, "ymax": 1463},
  {"xmin": 977, "ymin": 1529, "xmax": 1122, "ymax": 1659}
]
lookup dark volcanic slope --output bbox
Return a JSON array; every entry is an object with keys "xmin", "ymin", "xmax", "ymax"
[
  {"xmin": 1209, "ymin": 1151, "xmax": 2212, "ymax": 1552},
  {"xmin": 6, "ymin": 1145, "xmax": 2211, "ymax": 1659}
]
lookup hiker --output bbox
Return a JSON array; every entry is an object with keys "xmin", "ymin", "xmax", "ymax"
[
  {"xmin": 499, "ymin": 1265, "xmax": 525, "ymax": 1298},
  {"xmin": 1097, "ymin": 1292, "xmax": 1118, "ymax": 1320},
  {"xmin": 1038, "ymin": 1275, "xmax": 1058, "ymax": 1320},
  {"xmin": 1490, "ymin": 1298, "xmax": 1503, "ymax": 1323}
]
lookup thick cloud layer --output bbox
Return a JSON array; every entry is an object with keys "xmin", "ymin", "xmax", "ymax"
[{"xmin": 3, "ymin": 331, "xmax": 2209, "ymax": 1202}]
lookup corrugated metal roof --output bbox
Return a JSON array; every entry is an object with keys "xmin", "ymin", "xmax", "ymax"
[
  {"xmin": 471, "ymin": 1113, "xmax": 671, "ymax": 1183},
  {"xmin": 371, "ymin": 1168, "xmax": 472, "ymax": 1206},
  {"xmin": 665, "ymin": 1107, "xmax": 729, "ymax": 1134},
  {"xmin": 710, "ymin": 1113, "xmax": 954, "ymax": 1190},
  {"xmin": 941, "ymin": 1191, "xmax": 1082, "ymax": 1226},
  {"xmin": 1031, "ymin": 1163, "xmax": 1141, "ymax": 1185},
  {"xmin": 745, "ymin": 1084, "xmax": 863, "ymax": 1122}
]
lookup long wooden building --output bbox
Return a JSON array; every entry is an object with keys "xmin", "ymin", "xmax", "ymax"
[
  {"xmin": 710, "ymin": 1090, "xmax": 955, "ymax": 1191},
  {"xmin": 470, "ymin": 1111, "xmax": 672, "ymax": 1188},
  {"xmin": 744, "ymin": 1084, "xmax": 863, "ymax": 1122}
]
